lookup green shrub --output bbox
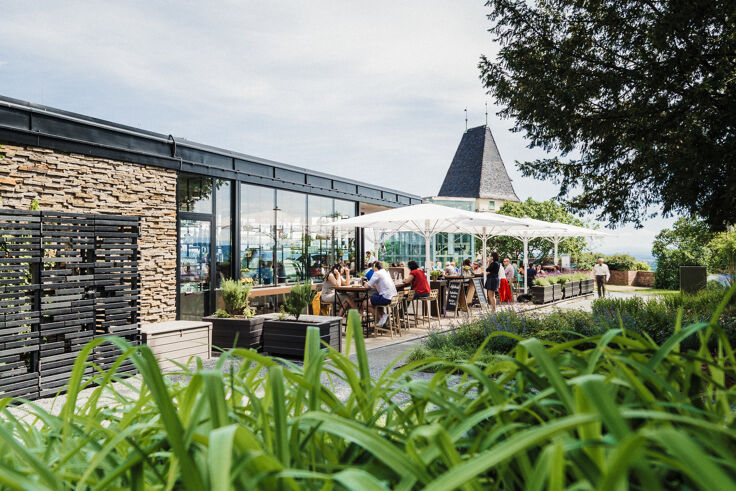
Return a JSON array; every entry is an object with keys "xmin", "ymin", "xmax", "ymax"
[
  {"xmin": 633, "ymin": 261, "xmax": 651, "ymax": 271},
  {"xmin": 605, "ymin": 253, "xmax": 637, "ymax": 271},
  {"xmin": 533, "ymin": 277, "xmax": 550, "ymax": 286},
  {"xmin": 220, "ymin": 278, "xmax": 253, "ymax": 317},
  {"xmin": 3, "ymin": 306, "xmax": 736, "ymax": 488},
  {"xmin": 281, "ymin": 281, "xmax": 314, "ymax": 320},
  {"xmin": 214, "ymin": 309, "xmax": 230, "ymax": 318}
]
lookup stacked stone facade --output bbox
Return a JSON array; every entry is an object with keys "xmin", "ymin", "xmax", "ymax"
[{"xmin": 0, "ymin": 144, "xmax": 177, "ymax": 323}]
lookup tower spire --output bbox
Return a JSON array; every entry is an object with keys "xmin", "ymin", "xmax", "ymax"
[
  {"xmin": 464, "ymin": 107, "xmax": 468, "ymax": 132},
  {"xmin": 485, "ymin": 102, "xmax": 488, "ymax": 127}
]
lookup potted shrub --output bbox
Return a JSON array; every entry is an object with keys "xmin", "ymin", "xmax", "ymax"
[
  {"xmin": 429, "ymin": 269, "xmax": 443, "ymax": 281},
  {"xmin": 578, "ymin": 273, "xmax": 594, "ymax": 294},
  {"xmin": 531, "ymin": 277, "xmax": 554, "ymax": 304},
  {"xmin": 262, "ymin": 282, "xmax": 342, "ymax": 358},
  {"xmin": 203, "ymin": 278, "xmax": 264, "ymax": 353}
]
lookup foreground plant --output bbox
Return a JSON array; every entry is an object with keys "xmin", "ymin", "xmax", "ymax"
[{"xmin": 1, "ymin": 289, "xmax": 736, "ymax": 488}]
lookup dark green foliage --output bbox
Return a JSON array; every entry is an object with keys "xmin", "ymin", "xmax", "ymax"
[
  {"xmin": 282, "ymin": 282, "xmax": 315, "ymax": 320},
  {"xmin": 603, "ymin": 254, "xmax": 637, "ymax": 271},
  {"xmin": 653, "ymin": 217, "xmax": 713, "ymax": 289},
  {"xmin": 416, "ymin": 288, "xmax": 736, "ymax": 361},
  {"xmin": 480, "ymin": 0, "xmax": 736, "ymax": 229}
]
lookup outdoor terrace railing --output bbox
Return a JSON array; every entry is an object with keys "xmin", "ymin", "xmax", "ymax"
[{"xmin": 0, "ymin": 209, "xmax": 140, "ymax": 400}]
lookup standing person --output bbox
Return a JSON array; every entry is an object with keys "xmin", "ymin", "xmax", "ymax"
[
  {"xmin": 365, "ymin": 251, "xmax": 376, "ymax": 267},
  {"xmin": 484, "ymin": 252, "xmax": 501, "ymax": 312},
  {"xmin": 361, "ymin": 262, "xmax": 397, "ymax": 327},
  {"xmin": 503, "ymin": 258, "xmax": 515, "ymax": 302},
  {"xmin": 526, "ymin": 262, "xmax": 538, "ymax": 289},
  {"xmin": 593, "ymin": 257, "xmax": 611, "ymax": 297}
]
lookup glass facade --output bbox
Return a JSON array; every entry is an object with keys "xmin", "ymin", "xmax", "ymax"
[
  {"xmin": 380, "ymin": 232, "xmax": 475, "ymax": 268},
  {"xmin": 239, "ymin": 183, "xmax": 276, "ymax": 285},
  {"xmin": 178, "ymin": 174, "xmax": 362, "ymax": 318}
]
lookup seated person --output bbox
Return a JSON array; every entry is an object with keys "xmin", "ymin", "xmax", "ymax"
[
  {"xmin": 434, "ymin": 261, "xmax": 443, "ymax": 271},
  {"xmin": 361, "ymin": 261, "xmax": 397, "ymax": 327},
  {"xmin": 405, "ymin": 260, "xmax": 430, "ymax": 298},
  {"xmin": 321, "ymin": 263, "xmax": 357, "ymax": 316},
  {"xmin": 444, "ymin": 262, "xmax": 456, "ymax": 276}
]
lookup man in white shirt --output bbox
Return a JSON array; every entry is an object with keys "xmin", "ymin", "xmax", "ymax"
[
  {"xmin": 365, "ymin": 251, "xmax": 376, "ymax": 266},
  {"xmin": 593, "ymin": 258, "xmax": 611, "ymax": 297},
  {"xmin": 362, "ymin": 262, "xmax": 397, "ymax": 327}
]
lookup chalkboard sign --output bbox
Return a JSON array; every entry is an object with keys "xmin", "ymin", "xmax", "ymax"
[
  {"xmin": 446, "ymin": 280, "xmax": 462, "ymax": 315},
  {"xmin": 473, "ymin": 277, "xmax": 488, "ymax": 308}
]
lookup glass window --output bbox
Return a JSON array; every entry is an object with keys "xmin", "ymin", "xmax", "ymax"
[
  {"xmin": 179, "ymin": 219, "xmax": 211, "ymax": 320},
  {"xmin": 334, "ymin": 199, "xmax": 356, "ymax": 269},
  {"xmin": 215, "ymin": 180, "xmax": 231, "ymax": 286},
  {"xmin": 276, "ymin": 190, "xmax": 307, "ymax": 284},
  {"xmin": 489, "ymin": 200, "xmax": 495, "ymax": 210},
  {"xmin": 240, "ymin": 184, "xmax": 275, "ymax": 285},
  {"xmin": 308, "ymin": 195, "xmax": 334, "ymax": 280},
  {"xmin": 178, "ymin": 174, "xmax": 212, "ymax": 213}
]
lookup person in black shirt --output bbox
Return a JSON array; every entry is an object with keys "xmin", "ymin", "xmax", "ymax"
[
  {"xmin": 484, "ymin": 251, "xmax": 501, "ymax": 312},
  {"xmin": 526, "ymin": 263, "xmax": 538, "ymax": 288}
]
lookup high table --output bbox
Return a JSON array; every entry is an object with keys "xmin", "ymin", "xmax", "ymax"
[{"xmin": 333, "ymin": 281, "xmax": 407, "ymax": 332}]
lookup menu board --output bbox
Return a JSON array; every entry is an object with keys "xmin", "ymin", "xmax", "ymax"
[
  {"xmin": 446, "ymin": 280, "xmax": 462, "ymax": 315},
  {"xmin": 473, "ymin": 277, "xmax": 488, "ymax": 308}
]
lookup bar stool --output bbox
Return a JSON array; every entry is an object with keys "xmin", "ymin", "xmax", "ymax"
[
  {"xmin": 402, "ymin": 290, "xmax": 415, "ymax": 330},
  {"xmin": 391, "ymin": 292, "xmax": 404, "ymax": 337},
  {"xmin": 415, "ymin": 289, "xmax": 440, "ymax": 330},
  {"xmin": 376, "ymin": 295, "xmax": 400, "ymax": 339}
]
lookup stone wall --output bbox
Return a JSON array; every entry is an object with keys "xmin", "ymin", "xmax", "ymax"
[
  {"xmin": 0, "ymin": 144, "xmax": 177, "ymax": 323},
  {"xmin": 608, "ymin": 270, "xmax": 655, "ymax": 287}
]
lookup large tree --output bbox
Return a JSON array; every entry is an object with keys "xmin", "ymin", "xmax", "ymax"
[
  {"xmin": 481, "ymin": 198, "xmax": 589, "ymax": 263},
  {"xmin": 480, "ymin": 0, "xmax": 736, "ymax": 230}
]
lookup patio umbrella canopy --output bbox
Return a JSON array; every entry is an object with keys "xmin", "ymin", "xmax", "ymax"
[
  {"xmin": 494, "ymin": 218, "xmax": 610, "ymax": 293},
  {"xmin": 323, "ymin": 203, "xmax": 529, "ymax": 270}
]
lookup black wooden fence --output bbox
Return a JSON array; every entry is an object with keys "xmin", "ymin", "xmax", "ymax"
[{"xmin": 0, "ymin": 210, "xmax": 140, "ymax": 400}]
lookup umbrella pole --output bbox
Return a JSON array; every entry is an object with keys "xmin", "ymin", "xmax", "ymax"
[
  {"xmin": 424, "ymin": 219, "xmax": 431, "ymax": 271},
  {"xmin": 523, "ymin": 237, "xmax": 529, "ymax": 294},
  {"xmin": 481, "ymin": 227, "xmax": 487, "ymax": 283},
  {"xmin": 553, "ymin": 236, "xmax": 559, "ymax": 268}
]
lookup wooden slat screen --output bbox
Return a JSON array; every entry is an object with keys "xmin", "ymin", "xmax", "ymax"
[{"xmin": 0, "ymin": 210, "xmax": 140, "ymax": 400}]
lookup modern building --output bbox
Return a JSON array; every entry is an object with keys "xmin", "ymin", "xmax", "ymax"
[
  {"xmin": 381, "ymin": 125, "xmax": 520, "ymax": 266},
  {"xmin": 0, "ymin": 96, "xmax": 421, "ymax": 321}
]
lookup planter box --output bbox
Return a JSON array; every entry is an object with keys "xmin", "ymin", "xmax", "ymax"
[
  {"xmin": 581, "ymin": 279, "xmax": 594, "ymax": 294},
  {"xmin": 552, "ymin": 284, "xmax": 563, "ymax": 301},
  {"xmin": 532, "ymin": 285, "xmax": 554, "ymax": 304},
  {"xmin": 203, "ymin": 315, "xmax": 265, "ymax": 353},
  {"xmin": 261, "ymin": 314, "xmax": 341, "ymax": 358},
  {"xmin": 563, "ymin": 281, "xmax": 579, "ymax": 299},
  {"xmin": 140, "ymin": 321, "xmax": 211, "ymax": 371}
]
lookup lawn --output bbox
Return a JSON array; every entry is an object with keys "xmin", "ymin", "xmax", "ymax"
[{"xmin": 606, "ymin": 285, "xmax": 679, "ymax": 295}]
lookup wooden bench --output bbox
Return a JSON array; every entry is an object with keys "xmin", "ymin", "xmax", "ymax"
[{"xmin": 140, "ymin": 321, "xmax": 212, "ymax": 371}]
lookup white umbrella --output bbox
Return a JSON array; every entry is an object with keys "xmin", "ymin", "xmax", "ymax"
[
  {"xmin": 496, "ymin": 218, "xmax": 610, "ymax": 293},
  {"xmin": 323, "ymin": 203, "xmax": 529, "ymax": 270}
]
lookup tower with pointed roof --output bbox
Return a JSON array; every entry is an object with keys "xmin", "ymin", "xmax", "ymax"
[{"xmin": 431, "ymin": 125, "xmax": 520, "ymax": 212}]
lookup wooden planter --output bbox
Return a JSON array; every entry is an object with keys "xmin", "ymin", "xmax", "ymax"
[
  {"xmin": 563, "ymin": 281, "xmax": 579, "ymax": 298},
  {"xmin": 203, "ymin": 315, "xmax": 265, "ymax": 353},
  {"xmin": 532, "ymin": 285, "xmax": 554, "ymax": 304},
  {"xmin": 552, "ymin": 284, "xmax": 563, "ymax": 301},
  {"xmin": 581, "ymin": 279, "xmax": 594, "ymax": 294},
  {"xmin": 261, "ymin": 314, "xmax": 341, "ymax": 358}
]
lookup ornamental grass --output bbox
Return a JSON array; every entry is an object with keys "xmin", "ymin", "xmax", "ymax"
[{"xmin": 1, "ymin": 288, "xmax": 736, "ymax": 489}]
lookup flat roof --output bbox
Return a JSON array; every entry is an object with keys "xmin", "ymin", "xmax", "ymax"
[{"xmin": 0, "ymin": 95, "xmax": 421, "ymax": 207}]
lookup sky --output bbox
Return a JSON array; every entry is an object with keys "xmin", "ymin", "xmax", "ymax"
[{"xmin": 0, "ymin": 0, "xmax": 674, "ymax": 258}]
